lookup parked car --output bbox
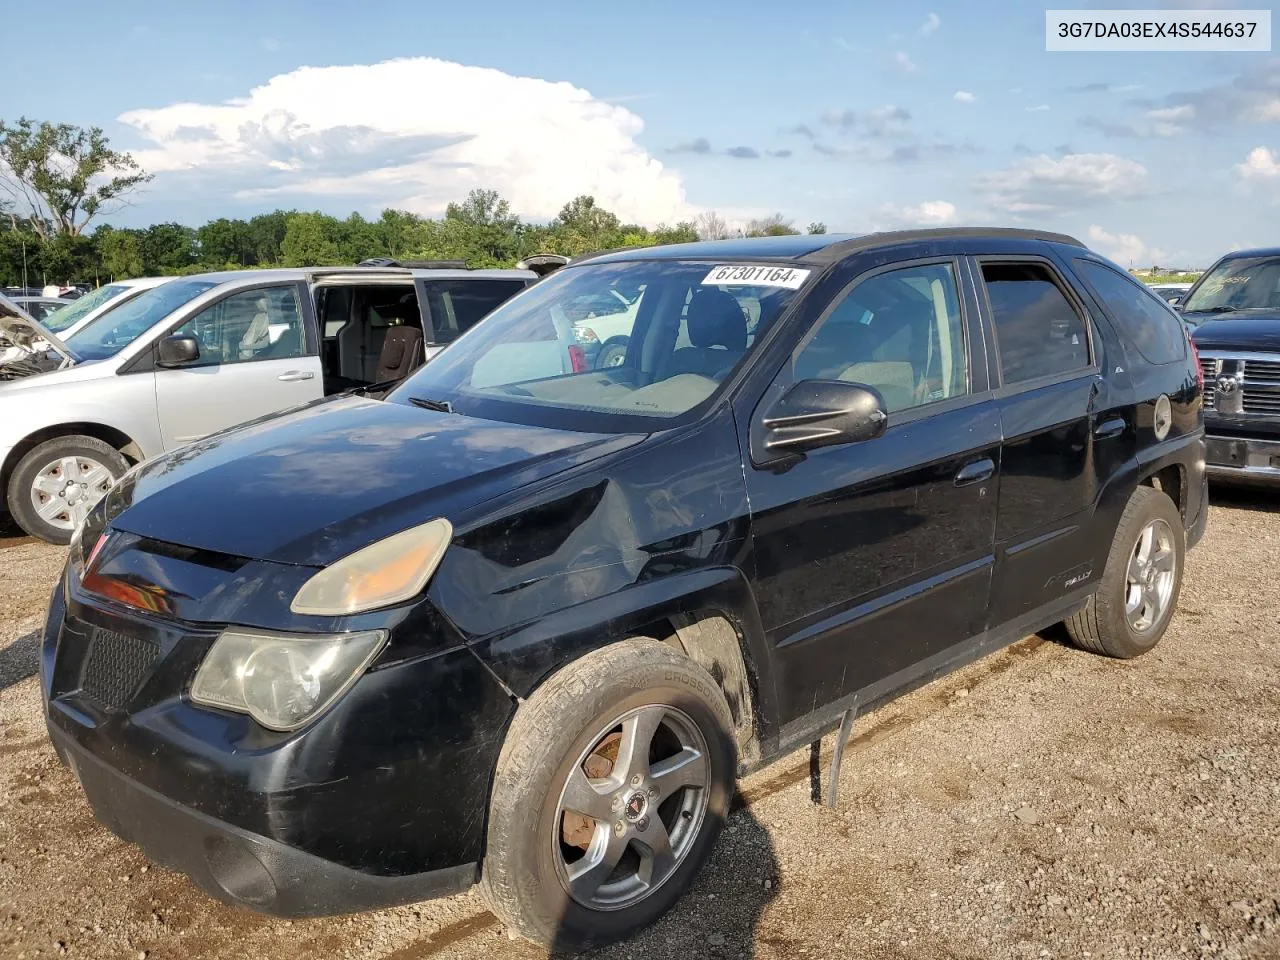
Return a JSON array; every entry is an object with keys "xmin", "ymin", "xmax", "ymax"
[
  {"xmin": 0, "ymin": 278, "xmax": 171, "ymax": 367},
  {"xmin": 42, "ymin": 229, "xmax": 1206, "ymax": 950},
  {"xmin": 1181, "ymin": 247, "xmax": 1280, "ymax": 484},
  {"xmin": 12, "ymin": 295, "xmax": 70, "ymax": 323},
  {"xmin": 1146, "ymin": 281, "xmax": 1193, "ymax": 304},
  {"xmin": 0, "ymin": 265, "xmax": 533, "ymax": 542}
]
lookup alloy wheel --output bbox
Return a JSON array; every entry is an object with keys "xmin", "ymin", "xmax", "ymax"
[{"xmin": 1125, "ymin": 517, "xmax": 1177, "ymax": 633}]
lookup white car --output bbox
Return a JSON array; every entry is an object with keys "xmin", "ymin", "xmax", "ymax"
[{"xmin": 0, "ymin": 278, "xmax": 170, "ymax": 366}]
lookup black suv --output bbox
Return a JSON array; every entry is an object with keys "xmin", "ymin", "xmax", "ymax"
[
  {"xmin": 1182, "ymin": 247, "xmax": 1280, "ymax": 484},
  {"xmin": 42, "ymin": 229, "xmax": 1207, "ymax": 950}
]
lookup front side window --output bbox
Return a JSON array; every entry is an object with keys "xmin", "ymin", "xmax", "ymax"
[
  {"xmin": 424, "ymin": 279, "xmax": 527, "ymax": 342},
  {"xmin": 982, "ymin": 263, "xmax": 1090, "ymax": 385},
  {"xmin": 1075, "ymin": 260, "xmax": 1186, "ymax": 365},
  {"xmin": 392, "ymin": 260, "xmax": 807, "ymax": 432},
  {"xmin": 170, "ymin": 286, "xmax": 305, "ymax": 367},
  {"xmin": 66, "ymin": 278, "xmax": 219, "ymax": 361},
  {"xmin": 40, "ymin": 283, "xmax": 130, "ymax": 333},
  {"xmin": 792, "ymin": 262, "xmax": 967, "ymax": 413},
  {"xmin": 1181, "ymin": 256, "xmax": 1280, "ymax": 312}
]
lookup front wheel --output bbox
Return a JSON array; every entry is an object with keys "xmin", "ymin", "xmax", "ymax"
[
  {"xmin": 594, "ymin": 336, "xmax": 630, "ymax": 370},
  {"xmin": 480, "ymin": 638, "xmax": 735, "ymax": 951},
  {"xmin": 1065, "ymin": 485, "xmax": 1185, "ymax": 658},
  {"xmin": 7, "ymin": 436, "xmax": 128, "ymax": 544}
]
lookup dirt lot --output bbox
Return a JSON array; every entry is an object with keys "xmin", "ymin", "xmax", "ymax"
[{"xmin": 2, "ymin": 492, "xmax": 1279, "ymax": 960}]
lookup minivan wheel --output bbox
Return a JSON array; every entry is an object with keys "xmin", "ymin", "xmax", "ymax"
[
  {"xmin": 480, "ymin": 638, "xmax": 735, "ymax": 951},
  {"xmin": 7, "ymin": 436, "xmax": 128, "ymax": 544},
  {"xmin": 1064, "ymin": 486, "xmax": 1185, "ymax": 659}
]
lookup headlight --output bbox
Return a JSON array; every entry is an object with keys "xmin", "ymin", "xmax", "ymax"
[
  {"xmin": 190, "ymin": 628, "xmax": 387, "ymax": 731},
  {"xmin": 290, "ymin": 517, "xmax": 452, "ymax": 616}
]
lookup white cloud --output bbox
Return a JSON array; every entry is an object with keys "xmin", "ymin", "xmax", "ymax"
[
  {"xmin": 1237, "ymin": 146, "xmax": 1280, "ymax": 181},
  {"xmin": 954, "ymin": 90, "xmax": 976, "ymax": 103},
  {"xmin": 977, "ymin": 152, "xmax": 1148, "ymax": 215},
  {"xmin": 892, "ymin": 51, "xmax": 919, "ymax": 73},
  {"xmin": 919, "ymin": 12, "xmax": 941, "ymax": 35},
  {"xmin": 119, "ymin": 57, "xmax": 695, "ymax": 225},
  {"xmin": 1026, "ymin": 104, "xmax": 1051, "ymax": 113},
  {"xmin": 1086, "ymin": 225, "xmax": 1168, "ymax": 267},
  {"xmin": 875, "ymin": 199, "xmax": 959, "ymax": 227}
]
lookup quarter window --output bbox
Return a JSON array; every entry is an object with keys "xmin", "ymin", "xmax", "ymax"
[
  {"xmin": 170, "ymin": 286, "xmax": 306, "ymax": 367},
  {"xmin": 1074, "ymin": 260, "xmax": 1186, "ymax": 365},
  {"xmin": 792, "ymin": 262, "xmax": 967, "ymax": 413},
  {"xmin": 982, "ymin": 263, "xmax": 1089, "ymax": 385}
]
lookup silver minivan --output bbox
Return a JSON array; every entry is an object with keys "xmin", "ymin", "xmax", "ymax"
[{"xmin": 0, "ymin": 266, "xmax": 534, "ymax": 542}]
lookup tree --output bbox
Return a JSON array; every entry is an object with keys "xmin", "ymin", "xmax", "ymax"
[
  {"xmin": 141, "ymin": 222, "xmax": 199, "ymax": 273},
  {"xmin": 745, "ymin": 213, "xmax": 800, "ymax": 237},
  {"xmin": 807, "ymin": 222, "xmax": 827, "ymax": 235},
  {"xmin": 281, "ymin": 212, "xmax": 341, "ymax": 266},
  {"xmin": 0, "ymin": 117, "xmax": 151, "ymax": 238},
  {"xmin": 248, "ymin": 210, "xmax": 290, "ymax": 265},
  {"xmin": 198, "ymin": 218, "xmax": 256, "ymax": 267},
  {"xmin": 695, "ymin": 210, "xmax": 732, "ymax": 241},
  {"xmin": 96, "ymin": 227, "xmax": 144, "ymax": 279}
]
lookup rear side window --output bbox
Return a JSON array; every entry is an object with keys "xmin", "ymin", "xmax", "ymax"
[
  {"xmin": 1074, "ymin": 260, "xmax": 1186, "ymax": 365},
  {"xmin": 981, "ymin": 262, "xmax": 1090, "ymax": 385},
  {"xmin": 424, "ymin": 280, "xmax": 526, "ymax": 343}
]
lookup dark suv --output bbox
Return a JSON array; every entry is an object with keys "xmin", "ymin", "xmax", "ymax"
[
  {"xmin": 1181, "ymin": 247, "xmax": 1280, "ymax": 484},
  {"xmin": 42, "ymin": 229, "xmax": 1207, "ymax": 950}
]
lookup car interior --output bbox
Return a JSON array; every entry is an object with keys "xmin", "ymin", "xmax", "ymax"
[{"xmin": 314, "ymin": 282, "xmax": 426, "ymax": 395}]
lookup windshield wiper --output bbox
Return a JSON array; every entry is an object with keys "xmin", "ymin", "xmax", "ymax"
[{"xmin": 408, "ymin": 396, "xmax": 454, "ymax": 413}]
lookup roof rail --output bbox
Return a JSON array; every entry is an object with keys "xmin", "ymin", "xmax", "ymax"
[
  {"xmin": 358, "ymin": 257, "xmax": 468, "ymax": 269},
  {"xmin": 807, "ymin": 227, "xmax": 1086, "ymax": 264}
]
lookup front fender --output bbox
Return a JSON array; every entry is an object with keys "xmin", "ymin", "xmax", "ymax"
[{"xmin": 468, "ymin": 564, "xmax": 781, "ymax": 761}]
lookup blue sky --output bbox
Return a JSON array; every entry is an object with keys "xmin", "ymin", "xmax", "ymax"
[{"xmin": 4, "ymin": 0, "xmax": 1278, "ymax": 266}]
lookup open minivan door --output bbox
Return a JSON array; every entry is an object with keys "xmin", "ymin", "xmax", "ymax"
[{"xmin": 0, "ymin": 291, "xmax": 79, "ymax": 375}]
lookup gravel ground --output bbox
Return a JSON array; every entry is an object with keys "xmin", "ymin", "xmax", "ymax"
[{"xmin": 1, "ymin": 490, "xmax": 1279, "ymax": 960}]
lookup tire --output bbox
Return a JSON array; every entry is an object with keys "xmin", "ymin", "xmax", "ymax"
[
  {"xmin": 7, "ymin": 436, "xmax": 128, "ymax": 545},
  {"xmin": 1065, "ymin": 486, "xmax": 1185, "ymax": 659},
  {"xmin": 594, "ymin": 336, "xmax": 629, "ymax": 369},
  {"xmin": 480, "ymin": 637, "xmax": 735, "ymax": 951}
]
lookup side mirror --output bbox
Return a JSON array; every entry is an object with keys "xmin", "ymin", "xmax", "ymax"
[
  {"xmin": 763, "ymin": 379, "xmax": 888, "ymax": 454},
  {"xmin": 157, "ymin": 334, "xmax": 200, "ymax": 367},
  {"xmin": 1168, "ymin": 297, "xmax": 1184, "ymax": 308}
]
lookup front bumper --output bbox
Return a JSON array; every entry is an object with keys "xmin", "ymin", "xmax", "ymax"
[
  {"xmin": 1204, "ymin": 434, "xmax": 1280, "ymax": 485},
  {"xmin": 48, "ymin": 726, "xmax": 477, "ymax": 917},
  {"xmin": 41, "ymin": 560, "xmax": 518, "ymax": 917}
]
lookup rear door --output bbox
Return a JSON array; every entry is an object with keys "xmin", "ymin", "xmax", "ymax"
[
  {"xmin": 153, "ymin": 282, "xmax": 322, "ymax": 448},
  {"xmin": 974, "ymin": 256, "xmax": 1110, "ymax": 623},
  {"xmin": 419, "ymin": 277, "xmax": 530, "ymax": 359}
]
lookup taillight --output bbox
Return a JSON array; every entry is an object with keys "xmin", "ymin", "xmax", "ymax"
[{"xmin": 568, "ymin": 344, "xmax": 587, "ymax": 373}]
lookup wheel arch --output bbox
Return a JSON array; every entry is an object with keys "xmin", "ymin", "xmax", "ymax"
[
  {"xmin": 2, "ymin": 423, "xmax": 143, "ymax": 512},
  {"xmin": 470, "ymin": 566, "xmax": 779, "ymax": 772}
]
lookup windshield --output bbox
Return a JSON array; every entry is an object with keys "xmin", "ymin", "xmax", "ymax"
[
  {"xmin": 390, "ymin": 259, "xmax": 808, "ymax": 432},
  {"xmin": 66, "ymin": 278, "xmax": 219, "ymax": 361},
  {"xmin": 39, "ymin": 284, "xmax": 131, "ymax": 333},
  {"xmin": 1182, "ymin": 256, "xmax": 1280, "ymax": 313}
]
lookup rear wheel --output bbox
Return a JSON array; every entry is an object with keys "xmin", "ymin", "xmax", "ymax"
[
  {"xmin": 7, "ymin": 436, "xmax": 128, "ymax": 544},
  {"xmin": 1065, "ymin": 486, "xmax": 1185, "ymax": 658},
  {"xmin": 594, "ymin": 336, "xmax": 629, "ymax": 369},
  {"xmin": 480, "ymin": 638, "xmax": 735, "ymax": 951}
]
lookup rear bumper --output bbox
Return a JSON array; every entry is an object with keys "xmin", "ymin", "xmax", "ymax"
[
  {"xmin": 48, "ymin": 726, "xmax": 477, "ymax": 917},
  {"xmin": 1204, "ymin": 434, "xmax": 1280, "ymax": 485}
]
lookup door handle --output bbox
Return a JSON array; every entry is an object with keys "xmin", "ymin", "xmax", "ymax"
[
  {"xmin": 277, "ymin": 371, "xmax": 315, "ymax": 382},
  {"xmin": 954, "ymin": 458, "xmax": 995, "ymax": 486},
  {"xmin": 1094, "ymin": 417, "xmax": 1126, "ymax": 440}
]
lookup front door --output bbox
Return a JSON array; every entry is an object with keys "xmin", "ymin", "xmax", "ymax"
[
  {"xmin": 973, "ymin": 258, "xmax": 1105, "ymax": 623},
  {"xmin": 154, "ymin": 283, "xmax": 322, "ymax": 448},
  {"xmin": 742, "ymin": 259, "xmax": 1001, "ymax": 728}
]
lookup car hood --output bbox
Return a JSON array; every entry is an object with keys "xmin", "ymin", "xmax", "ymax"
[
  {"xmin": 105, "ymin": 395, "xmax": 644, "ymax": 566},
  {"xmin": 0, "ymin": 293, "xmax": 76, "ymax": 367},
  {"xmin": 1187, "ymin": 311, "xmax": 1280, "ymax": 351}
]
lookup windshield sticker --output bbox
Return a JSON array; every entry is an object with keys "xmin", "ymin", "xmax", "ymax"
[{"xmin": 701, "ymin": 265, "xmax": 811, "ymax": 289}]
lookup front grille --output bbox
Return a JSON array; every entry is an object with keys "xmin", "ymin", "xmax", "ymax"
[
  {"xmin": 1243, "ymin": 388, "xmax": 1280, "ymax": 415},
  {"xmin": 1245, "ymin": 359, "xmax": 1280, "ymax": 384},
  {"xmin": 1201, "ymin": 357, "xmax": 1219, "ymax": 407},
  {"xmin": 80, "ymin": 628, "xmax": 160, "ymax": 710}
]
